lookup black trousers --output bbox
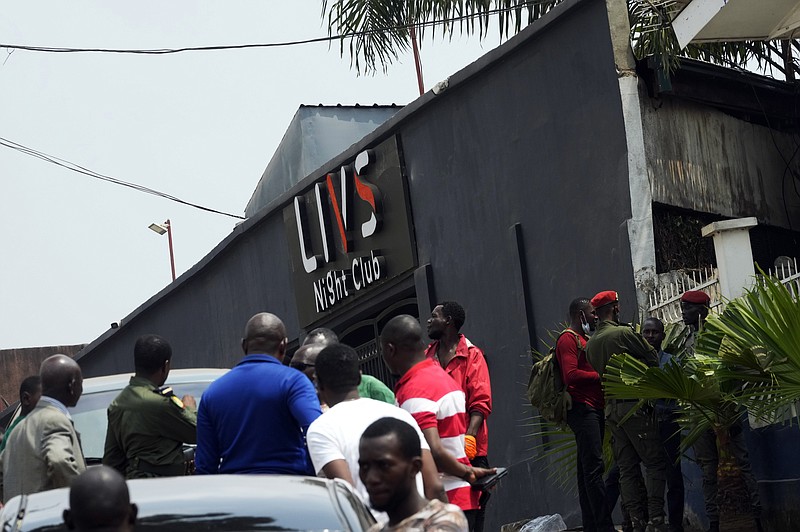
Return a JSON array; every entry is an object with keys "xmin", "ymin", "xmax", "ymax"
[
  {"xmin": 659, "ymin": 413, "xmax": 685, "ymax": 531},
  {"xmin": 470, "ymin": 454, "xmax": 490, "ymax": 532},
  {"xmin": 567, "ymin": 402, "xmax": 614, "ymax": 532}
]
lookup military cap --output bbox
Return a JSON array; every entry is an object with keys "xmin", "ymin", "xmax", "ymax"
[
  {"xmin": 680, "ymin": 290, "xmax": 710, "ymax": 305},
  {"xmin": 590, "ymin": 291, "xmax": 618, "ymax": 309}
]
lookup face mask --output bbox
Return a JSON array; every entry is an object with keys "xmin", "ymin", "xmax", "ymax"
[{"xmin": 580, "ymin": 312, "xmax": 591, "ymax": 336}]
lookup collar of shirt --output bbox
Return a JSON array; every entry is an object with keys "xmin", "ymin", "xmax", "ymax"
[
  {"xmin": 396, "ymin": 358, "xmax": 438, "ymax": 391},
  {"xmin": 40, "ymin": 395, "xmax": 72, "ymax": 420},
  {"xmin": 658, "ymin": 350, "xmax": 674, "ymax": 369},
  {"xmin": 427, "ymin": 334, "xmax": 473, "ymax": 361},
  {"xmin": 129, "ymin": 375, "xmax": 158, "ymax": 389},
  {"xmin": 237, "ymin": 353, "xmax": 282, "ymax": 367}
]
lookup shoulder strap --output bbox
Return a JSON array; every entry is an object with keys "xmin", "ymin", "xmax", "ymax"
[{"xmin": 559, "ymin": 328, "xmax": 584, "ymax": 350}]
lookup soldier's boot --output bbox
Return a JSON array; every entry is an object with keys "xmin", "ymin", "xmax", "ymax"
[
  {"xmin": 706, "ymin": 521, "xmax": 719, "ymax": 532},
  {"xmin": 631, "ymin": 516, "xmax": 648, "ymax": 532},
  {"xmin": 645, "ymin": 516, "xmax": 667, "ymax": 532}
]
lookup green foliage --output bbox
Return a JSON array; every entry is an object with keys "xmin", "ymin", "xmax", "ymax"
[
  {"xmin": 606, "ymin": 271, "xmax": 800, "ymax": 451},
  {"xmin": 322, "ymin": 0, "xmax": 797, "ymax": 77},
  {"xmin": 524, "ymin": 274, "xmax": 800, "ymax": 491},
  {"xmin": 697, "ymin": 272, "xmax": 800, "ymax": 424}
]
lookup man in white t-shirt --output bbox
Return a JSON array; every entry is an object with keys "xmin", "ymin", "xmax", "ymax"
[{"xmin": 306, "ymin": 343, "xmax": 446, "ymax": 519}]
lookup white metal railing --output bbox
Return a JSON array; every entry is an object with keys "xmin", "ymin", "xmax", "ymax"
[
  {"xmin": 767, "ymin": 256, "xmax": 800, "ymax": 298},
  {"xmin": 648, "ymin": 257, "xmax": 799, "ymax": 325},
  {"xmin": 646, "ymin": 268, "xmax": 721, "ymax": 324}
]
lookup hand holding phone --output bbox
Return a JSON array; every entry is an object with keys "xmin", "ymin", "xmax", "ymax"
[{"xmin": 472, "ymin": 466, "xmax": 508, "ymax": 490}]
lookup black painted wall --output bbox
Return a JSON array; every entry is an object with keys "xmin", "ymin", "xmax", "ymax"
[
  {"xmin": 76, "ymin": 0, "xmax": 636, "ymax": 527},
  {"xmin": 398, "ymin": 0, "xmax": 634, "ymax": 526}
]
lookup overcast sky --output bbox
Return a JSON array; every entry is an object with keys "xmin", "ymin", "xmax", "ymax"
[{"xmin": 0, "ymin": 1, "xmax": 508, "ymax": 349}]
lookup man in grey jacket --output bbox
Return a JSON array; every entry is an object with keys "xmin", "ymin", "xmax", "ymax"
[{"xmin": 1, "ymin": 354, "xmax": 86, "ymax": 502}]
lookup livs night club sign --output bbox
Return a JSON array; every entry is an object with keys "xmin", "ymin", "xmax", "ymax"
[{"xmin": 284, "ymin": 136, "xmax": 416, "ymax": 326}]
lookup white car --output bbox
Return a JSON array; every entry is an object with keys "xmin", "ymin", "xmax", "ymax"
[{"xmin": 5, "ymin": 368, "xmax": 228, "ymax": 465}]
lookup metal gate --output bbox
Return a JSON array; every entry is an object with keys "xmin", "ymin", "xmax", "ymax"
[{"xmin": 340, "ymin": 298, "xmax": 418, "ymax": 388}]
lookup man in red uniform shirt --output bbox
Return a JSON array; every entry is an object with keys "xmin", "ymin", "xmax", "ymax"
[
  {"xmin": 557, "ymin": 297, "xmax": 614, "ymax": 532},
  {"xmin": 381, "ymin": 314, "xmax": 494, "ymax": 531},
  {"xmin": 425, "ymin": 301, "xmax": 493, "ymax": 531}
]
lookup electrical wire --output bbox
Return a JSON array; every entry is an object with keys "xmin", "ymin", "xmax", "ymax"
[
  {"xmin": 0, "ymin": 1, "xmax": 553, "ymax": 56},
  {"xmin": 0, "ymin": 136, "xmax": 245, "ymax": 220}
]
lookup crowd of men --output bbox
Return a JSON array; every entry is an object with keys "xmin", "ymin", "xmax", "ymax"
[
  {"xmin": 558, "ymin": 290, "xmax": 763, "ymax": 532},
  {"xmin": 0, "ymin": 301, "xmax": 495, "ymax": 532},
  {"xmin": 0, "ymin": 291, "xmax": 769, "ymax": 531}
]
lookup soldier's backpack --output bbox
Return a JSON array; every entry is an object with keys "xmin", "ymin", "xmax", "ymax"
[{"xmin": 526, "ymin": 329, "xmax": 582, "ymax": 425}]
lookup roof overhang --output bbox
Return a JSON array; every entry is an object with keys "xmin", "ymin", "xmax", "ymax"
[{"xmin": 672, "ymin": 0, "xmax": 800, "ymax": 49}]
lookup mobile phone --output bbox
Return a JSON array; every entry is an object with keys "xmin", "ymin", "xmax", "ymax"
[{"xmin": 472, "ymin": 466, "xmax": 508, "ymax": 490}]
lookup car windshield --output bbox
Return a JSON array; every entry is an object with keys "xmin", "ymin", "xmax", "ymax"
[{"xmin": 70, "ymin": 381, "xmax": 213, "ymax": 460}]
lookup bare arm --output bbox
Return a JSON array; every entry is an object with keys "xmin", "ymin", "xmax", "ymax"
[
  {"xmin": 421, "ymin": 428, "xmax": 494, "ymax": 483},
  {"xmin": 321, "ymin": 459, "xmax": 355, "ymax": 487},
  {"xmin": 466, "ymin": 412, "xmax": 484, "ymax": 437},
  {"xmin": 420, "ymin": 449, "xmax": 447, "ymax": 503}
]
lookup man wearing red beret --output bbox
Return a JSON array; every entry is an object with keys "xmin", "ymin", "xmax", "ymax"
[
  {"xmin": 585, "ymin": 291, "xmax": 666, "ymax": 532},
  {"xmin": 679, "ymin": 290, "xmax": 763, "ymax": 532}
]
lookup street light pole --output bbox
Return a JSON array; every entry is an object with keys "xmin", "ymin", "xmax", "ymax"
[
  {"xmin": 148, "ymin": 220, "xmax": 176, "ymax": 282},
  {"xmin": 165, "ymin": 219, "xmax": 176, "ymax": 282}
]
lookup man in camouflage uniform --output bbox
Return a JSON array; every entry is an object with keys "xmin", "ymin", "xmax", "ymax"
[
  {"xmin": 585, "ymin": 291, "xmax": 666, "ymax": 532},
  {"xmin": 103, "ymin": 334, "xmax": 197, "ymax": 478}
]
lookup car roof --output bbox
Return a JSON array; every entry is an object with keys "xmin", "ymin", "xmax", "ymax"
[
  {"xmin": 81, "ymin": 368, "xmax": 228, "ymax": 394},
  {"xmin": 1, "ymin": 475, "xmax": 375, "ymax": 531}
]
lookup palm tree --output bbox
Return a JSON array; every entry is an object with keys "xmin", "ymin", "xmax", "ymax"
[{"xmin": 321, "ymin": 0, "xmax": 798, "ymax": 89}]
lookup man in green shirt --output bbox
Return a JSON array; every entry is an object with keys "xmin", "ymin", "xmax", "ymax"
[
  {"xmin": 0, "ymin": 375, "xmax": 42, "ymax": 453},
  {"xmin": 103, "ymin": 334, "xmax": 197, "ymax": 478},
  {"xmin": 296, "ymin": 327, "xmax": 395, "ymax": 405},
  {"xmin": 585, "ymin": 291, "xmax": 666, "ymax": 532}
]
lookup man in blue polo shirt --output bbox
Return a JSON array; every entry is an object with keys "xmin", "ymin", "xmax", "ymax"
[{"xmin": 195, "ymin": 312, "xmax": 321, "ymax": 475}]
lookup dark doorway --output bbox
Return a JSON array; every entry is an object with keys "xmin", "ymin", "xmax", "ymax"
[{"xmin": 340, "ymin": 298, "xmax": 418, "ymax": 388}]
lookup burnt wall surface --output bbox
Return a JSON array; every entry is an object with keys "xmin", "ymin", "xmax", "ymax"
[
  {"xmin": 641, "ymin": 88, "xmax": 800, "ymax": 231},
  {"xmin": 74, "ymin": 0, "xmax": 632, "ymax": 528}
]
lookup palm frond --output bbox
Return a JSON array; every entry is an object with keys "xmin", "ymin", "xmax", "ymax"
[
  {"xmin": 697, "ymin": 271, "xmax": 800, "ymax": 421},
  {"xmin": 526, "ymin": 414, "xmax": 578, "ymax": 492},
  {"xmin": 323, "ymin": 0, "xmax": 797, "ymax": 79}
]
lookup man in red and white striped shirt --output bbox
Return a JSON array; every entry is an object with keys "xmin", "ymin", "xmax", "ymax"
[{"xmin": 380, "ymin": 315, "xmax": 494, "ymax": 530}]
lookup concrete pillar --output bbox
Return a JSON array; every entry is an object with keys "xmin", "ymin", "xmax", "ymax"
[{"xmin": 701, "ymin": 217, "xmax": 758, "ymax": 300}]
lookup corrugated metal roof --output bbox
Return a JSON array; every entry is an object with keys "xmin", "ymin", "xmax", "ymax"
[{"xmin": 244, "ymin": 104, "xmax": 401, "ymax": 217}]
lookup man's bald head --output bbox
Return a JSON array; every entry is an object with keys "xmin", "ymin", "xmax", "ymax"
[
  {"xmin": 380, "ymin": 315, "xmax": 426, "ymax": 377},
  {"xmin": 290, "ymin": 344, "xmax": 325, "ymax": 381},
  {"xmin": 302, "ymin": 327, "xmax": 339, "ymax": 347},
  {"xmin": 63, "ymin": 466, "xmax": 137, "ymax": 531},
  {"xmin": 381, "ymin": 315, "xmax": 425, "ymax": 351},
  {"xmin": 242, "ymin": 313, "xmax": 288, "ymax": 358},
  {"xmin": 40, "ymin": 354, "xmax": 83, "ymax": 407}
]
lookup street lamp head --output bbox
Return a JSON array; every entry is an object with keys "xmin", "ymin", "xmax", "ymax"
[{"xmin": 148, "ymin": 223, "xmax": 167, "ymax": 235}]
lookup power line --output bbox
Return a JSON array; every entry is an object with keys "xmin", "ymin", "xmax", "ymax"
[
  {"xmin": 0, "ymin": 136, "xmax": 245, "ymax": 220},
  {"xmin": 0, "ymin": 2, "xmax": 549, "ymax": 56}
]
